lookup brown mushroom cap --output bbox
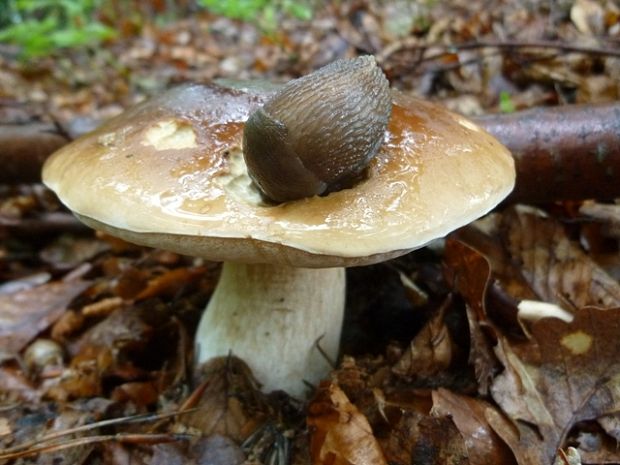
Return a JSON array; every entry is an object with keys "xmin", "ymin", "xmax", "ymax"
[{"xmin": 43, "ymin": 83, "xmax": 515, "ymax": 268}]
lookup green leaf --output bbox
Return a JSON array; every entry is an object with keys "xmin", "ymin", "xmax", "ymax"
[{"xmin": 499, "ymin": 91, "xmax": 516, "ymax": 113}]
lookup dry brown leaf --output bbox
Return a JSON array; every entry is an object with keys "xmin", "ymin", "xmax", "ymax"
[
  {"xmin": 0, "ymin": 277, "xmax": 90, "ymax": 360},
  {"xmin": 485, "ymin": 406, "xmax": 549, "ymax": 465},
  {"xmin": 307, "ymin": 381, "xmax": 387, "ymax": 465},
  {"xmin": 392, "ymin": 300, "xmax": 453, "ymax": 379},
  {"xmin": 443, "ymin": 237, "xmax": 504, "ymax": 394},
  {"xmin": 150, "ymin": 436, "xmax": 245, "ymax": 465},
  {"xmin": 502, "ymin": 206, "xmax": 620, "ymax": 310},
  {"xmin": 571, "ymin": 0, "xmax": 606, "ymax": 34},
  {"xmin": 575, "ymin": 427, "xmax": 620, "ymax": 464},
  {"xmin": 490, "ymin": 307, "xmax": 620, "ymax": 464},
  {"xmin": 431, "ymin": 388, "xmax": 516, "ymax": 465},
  {"xmin": 70, "ymin": 306, "xmax": 153, "ymax": 356},
  {"xmin": 0, "ymin": 366, "xmax": 40, "ymax": 402},
  {"xmin": 39, "ymin": 235, "xmax": 109, "ymax": 269},
  {"xmin": 383, "ymin": 410, "xmax": 469, "ymax": 465},
  {"xmin": 184, "ymin": 356, "xmax": 267, "ymax": 442},
  {"xmin": 135, "ymin": 267, "xmax": 206, "ymax": 301},
  {"xmin": 111, "ymin": 381, "xmax": 159, "ymax": 407},
  {"xmin": 55, "ymin": 307, "xmax": 153, "ymax": 399},
  {"xmin": 579, "ymin": 201, "xmax": 620, "ymax": 238}
]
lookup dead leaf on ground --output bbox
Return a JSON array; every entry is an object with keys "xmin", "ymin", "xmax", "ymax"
[
  {"xmin": 490, "ymin": 306, "xmax": 620, "ymax": 464},
  {"xmin": 443, "ymin": 238, "xmax": 503, "ymax": 394},
  {"xmin": 431, "ymin": 388, "xmax": 516, "ymax": 465},
  {"xmin": 136, "ymin": 266, "xmax": 207, "ymax": 301},
  {"xmin": 183, "ymin": 356, "xmax": 267, "ymax": 442},
  {"xmin": 383, "ymin": 409, "xmax": 469, "ymax": 465},
  {"xmin": 307, "ymin": 381, "xmax": 387, "ymax": 465},
  {"xmin": 150, "ymin": 435, "xmax": 245, "ymax": 465},
  {"xmin": 54, "ymin": 307, "xmax": 153, "ymax": 399},
  {"xmin": 0, "ymin": 366, "xmax": 40, "ymax": 402},
  {"xmin": 0, "ymin": 276, "xmax": 90, "ymax": 361},
  {"xmin": 39, "ymin": 235, "xmax": 109, "ymax": 270},
  {"xmin": 501, "ymin": 206, "xmax": 620, "ymax": 310},
  {"xmin": 392, "ymin": 298, "xmax": 453, "ymax": 379}
]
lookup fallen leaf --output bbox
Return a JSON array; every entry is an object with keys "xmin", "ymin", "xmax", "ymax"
[
  {"xmin": 501, "ymin": 206, "xmax": 620, "ymax": 310},
  {"xmin": 150, "ymin": 435, "xmax": 245, "ymax": 465},
  {"xmin": 575, "ymin": 427, "xmax": 620, "ymax": 464},
  {"xmin": 70, "ymin": 306, "xmax": 152, "ymax": 357},
  {"xmin": 39, "ymin": 234, "xmax": 109, "ymax": 269},
  {"xmin": 384, "ymin": 410, "xmax": 469, "ymax": 465},
  {"xmin": 0, "ymin": 277, "xmax": 90, "ymax": 360},
  {"xmin": 0, "ymin": 366, "xmax": 40, "ymax": 402},
  {"xmin": 307, "ymin": 381, "xmax": 387, "ymax": 465},
  {"xmin": 571, "ymin": 0, "xmax": 605, "ymax": 34},
  {"xmin": 81, "ymin": 296, "xmax": 124, "ymax": 317},
  {"xmin": 485, "ymin": 407, "xmax": 549, "ymax": 465},
  {"xmin": 431, "ymin": 388, "xmax": 516, "ymax": 465},
  {"xmin": 184, "ymin": 356, "xmax": 267, "ymax": 442},
  {"xmin": 111, "ymin": 381, "xmax": 159, "ymax": 408},
  {"xmin": 443, "ymin": 238, "xmax": 503, "ymax": 394},
  {"xmin": 490, "ymin": 307, "xmax": 620, "ymax": 464},
  {"xmin": 392, "ymin": 299, "xmax": 453, "ymax": 379},
  {"xmin": 136, "ymin": 267, "xmax": 207, "ymax": 301}
]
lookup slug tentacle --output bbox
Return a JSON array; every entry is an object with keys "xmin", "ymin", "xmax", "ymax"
[{"xmin": 242, "ymin": 55, "xmax": 392, "ymax": 203}]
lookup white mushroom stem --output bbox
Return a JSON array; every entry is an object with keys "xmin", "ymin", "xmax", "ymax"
[{"xmin": 195, "ymin": 262, "xmax": 345, "ymax": 397}]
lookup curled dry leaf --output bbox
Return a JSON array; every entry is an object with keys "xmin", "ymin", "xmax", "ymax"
[
  {"xmin": 307, "ymin": 382, "xmax": 387, "ymax": 465},
  {"xmin": 0, "ymin": 277, "xmax": 90, "ymax": 361},
  {"xmin": 135, "ymin": 266, "xmax": 207, "ymax": 301},
  {"xmin": 0, "ymin": 366, "xmax": 40, "ymax": 402},
  {"xmin": 56, "ymin": 307, "xmax": 153, "ymax": 399},
  {"xmin": 502, "ymin": 206, "xmax": 620, "ymax": 310},
  {"xmin": 431, "ymin": 388, "xmax": 515, "ymax": 465},
  {"xmin": 443, "ymin": 238, "xmax": 503, "ymax": 394},
  {"xmin": 39, "ymin": 235, "xmax": 110, "ymax": 270},
  {"xmin": 490, "ymin": 307, "xmax": 620, "ymax": 464},
  {"xmin": 485, "ymin": 406, "xmax": 549, "ymax": 465},
  {"xmin": 111, "ymin": 381, "xmax": 159, "ymax": 407},
  {"xmin": 151, "ymin": 435, "xmax": 245, "ymax": 465},
  {"xmin": 183, "ymin": 356, "xmax": 267, "ymax": 442},
  {"xmin": 392, "ymin": 299, "xmax": 453, "ymax": 379},
  {"xmin": 384, "ymin": 410, "xmax": 469, "ymax": 465}
]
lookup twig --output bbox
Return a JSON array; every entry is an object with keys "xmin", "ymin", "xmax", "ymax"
[
  {"xmin": 378, "ymin": 38, "xmax": 620, "ymax": 64},
  {"xmin": 0, "ymin": 433, "xmax": 194, "ymax": 461},
  {"xmin": 0, "ymin": 212, "xmax": 89, "ymax": 235},
  {"xmin": 0, "ymin": 408, "xmax": 197, "ymax": 458}
]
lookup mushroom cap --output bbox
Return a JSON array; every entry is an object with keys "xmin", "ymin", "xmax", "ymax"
[{"xmin": 43, "ymin": 83, "xmax": 515, "ymax": 268}]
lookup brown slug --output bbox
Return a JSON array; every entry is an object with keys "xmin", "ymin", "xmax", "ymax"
[{"xmin": 242, "ymin": 55, "xmax": 392, "ymax": 203}]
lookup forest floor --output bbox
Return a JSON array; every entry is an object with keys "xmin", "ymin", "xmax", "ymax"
[{"xmin": 1, "ymin": 1, "xmax": 620, "ymax": 464}]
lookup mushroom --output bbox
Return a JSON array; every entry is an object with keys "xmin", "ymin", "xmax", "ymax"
[{"xmin": 42, "ymin": 62, "xmax": 515, "ymax": 398}]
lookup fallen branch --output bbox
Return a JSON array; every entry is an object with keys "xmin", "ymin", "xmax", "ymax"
[
  {"xmin": 377, "ymin": 38, "xmax": 620, "ymax": 65},
  {"xmin": 0, "ymin": 123, "xmax": 69, "ymax": 184},
  {"xmin": 0, "ymin": 212, "xmax": 89, "ymax": 235},
  {"xmin": 473, "ymin": 102, "xmax": 620, "ymax": 203}
]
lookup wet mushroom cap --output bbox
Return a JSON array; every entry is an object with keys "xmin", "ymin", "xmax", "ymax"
[{"xmin": 43, "ymin": 83, "xmax": 515, "ymax": 267}]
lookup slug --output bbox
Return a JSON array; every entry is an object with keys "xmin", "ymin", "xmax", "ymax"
[{"xmin": 242, "ymin": 55, "xmax": 392, "ymax": 203}]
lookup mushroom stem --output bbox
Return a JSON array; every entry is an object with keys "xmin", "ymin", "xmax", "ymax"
[{"xmin": 195, "ymin": 262, "xmax": 345, "ymax": 397}]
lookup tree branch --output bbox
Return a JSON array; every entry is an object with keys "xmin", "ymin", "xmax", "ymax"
[
  {"xmin": 0, "ymin": 123, "xmax": 69, "ymax": 184},
  {"xmin": 473, "ymin": 103, "xmax": 620, "ymax": 203}
]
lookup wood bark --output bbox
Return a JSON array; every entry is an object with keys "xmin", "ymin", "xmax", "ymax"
[
  {"xmin": 0, "ymin": 123, "xmax": 68, "ymax": 184},
  {"xmin": 473, "ymin": 103, "xmax": 620, "ymax": 203}
]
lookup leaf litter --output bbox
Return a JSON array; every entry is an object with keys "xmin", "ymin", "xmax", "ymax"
[{"xmin": 2, "ymin": 0, "xmax": 620, "ymax": 464}]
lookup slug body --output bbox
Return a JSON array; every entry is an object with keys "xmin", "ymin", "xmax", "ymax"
[{"xmin": 243, "ymin": 56, "xmax": 392, "ymax": 203}]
